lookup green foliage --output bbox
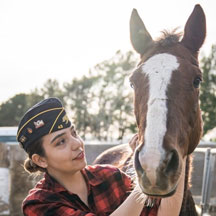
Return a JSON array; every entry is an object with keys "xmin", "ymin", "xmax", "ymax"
[
  {"xmin": 41, "ymin": 79, "xmax": 65, "ymax": 104},
  {"xmin": 0, "ymin": 51, "xmax": 138, "ymax": 141},
  {"xmin": 0, "ymin": 79, "xmax": 64, "ymax": 126},
  {"xmin": 64, "ymin": 75, "xmax": 101, "ymax": 139},
  {"xmin": 200, "ymin": 44, "xmax": 216, "ymax": 135},
  {"xmin": 3, "ymin": 45, "xmax": 216, "ymax": 141},
  {"xmin": 64, "ymin": 50, "xmax": 137, "ymax": 140},
  {"xmin": 0, "ymin": 93, "xmax": 44, "ymax": 126}
]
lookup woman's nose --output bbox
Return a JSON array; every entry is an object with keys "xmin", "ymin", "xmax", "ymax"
[{"xmin": 70, "ymin": 136, "xmax": 82, "ymax": 150}]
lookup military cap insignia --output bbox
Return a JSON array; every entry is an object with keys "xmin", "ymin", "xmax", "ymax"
[
  {"xmin": 62, "ymin": 114, "xmax": 69, "ymax": 124},
  {"xmin": 34, "ymin": 120, "xmax": 45, "ymax": 129},
  {"xmin": 58, "ymin": 124, "xmax": 63, "ymax": 129},
  {"xmin": 20, "ymin": 135, "xmax": 27, "ymax": 143},
  {"xmin": 27, "ymin": 128, "xmax": 33, "ymax": 134}
]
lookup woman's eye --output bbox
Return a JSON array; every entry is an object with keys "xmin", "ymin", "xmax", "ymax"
[
  {"xmin": 56, "ymin": 139, "xmax": 65, "ymax": 146},
  {"xmin": 193, "ymin": 77, "xmax": 202, "ymax": 88}
]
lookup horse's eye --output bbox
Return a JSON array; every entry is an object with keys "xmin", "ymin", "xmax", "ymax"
[
  {"xmin": 193, "ymin": 77, "xmax": 202, "ymax": 88},
  {"xmin": 130, "ymin": 82, "xmax": 134, "ymax": 89}
]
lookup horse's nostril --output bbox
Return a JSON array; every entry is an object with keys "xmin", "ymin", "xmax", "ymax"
[
  {"xmin": 165, "ymin": 150, "xmax": 179, "ymax": 175},
  {"xmin": 134, "ymin": 149, "xmax": 143, "ymax": 172}
]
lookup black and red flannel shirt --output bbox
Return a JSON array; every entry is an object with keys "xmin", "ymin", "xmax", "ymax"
[{"xmin": 23, "ymin": 165, "xmax": 158, "ymax": 216}]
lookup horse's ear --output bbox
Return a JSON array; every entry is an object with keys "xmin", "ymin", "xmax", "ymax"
[
  {"xmin": 130, "ymin": 9, "xmax": 154, "ymax": 56},
  {"xmin": 181, "ymin": 4, "xmax": 206, "ymax": 56}
]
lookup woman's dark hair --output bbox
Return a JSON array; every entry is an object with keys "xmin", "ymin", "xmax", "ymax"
[{"xmin": 24, "ymin": 138, "xmax": 46, "ymax": 174}]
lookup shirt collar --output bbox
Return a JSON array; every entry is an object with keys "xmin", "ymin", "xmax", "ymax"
[
  {"xmin": 81, "ymin": 166, "xmax": 104, "ymax": 186},
  {"xmin": 44, "ymin": 172, "xmax": 67, "ymax": 193},
  {"xmin": 44, "ymin": 166, "xmax": 104, "ymax": 193}
]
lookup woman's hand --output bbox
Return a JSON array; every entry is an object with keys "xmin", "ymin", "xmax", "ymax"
[{"xmin": 157, "ymin": 157, "xmax": 186, "ymax": 216}]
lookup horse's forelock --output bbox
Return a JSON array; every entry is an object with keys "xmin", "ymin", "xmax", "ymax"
[{"xmin": 156, "ymin": 30, "xmax": 182, "ymax": 47}]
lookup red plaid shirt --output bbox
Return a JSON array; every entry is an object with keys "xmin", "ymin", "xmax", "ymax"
[{"xmin": 23, "ymin": 165, "xmax": 158, "ymax": 216}]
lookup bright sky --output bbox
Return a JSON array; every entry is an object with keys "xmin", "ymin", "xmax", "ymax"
[{"xmin": 0, "ymin": 0, "xmax": 215, "ymax": 104}]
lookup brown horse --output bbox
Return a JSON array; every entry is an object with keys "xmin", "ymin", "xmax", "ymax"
[{"xmin": 93, "ymin": 4, "xmax": 206, "ymax": 216}]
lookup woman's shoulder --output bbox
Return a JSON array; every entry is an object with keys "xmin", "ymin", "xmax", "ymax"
[
  {"xmin": 23, "ymin": 177, "xmax": 48, "ymax": 201},
  {"xmin": 23, "ymin": 173, "xmax": 65, "ymax": 204},
  {"xmin": 85, "ymin": 164, "xmax": 121, "ymax": 176}
]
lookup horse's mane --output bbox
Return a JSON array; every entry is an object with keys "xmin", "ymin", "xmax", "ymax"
[{"xmin": 156, "ymin": 29, "xmax": 182, "ymax": 47}]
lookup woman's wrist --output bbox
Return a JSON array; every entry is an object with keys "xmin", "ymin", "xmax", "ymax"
[
  {"xmin": 131, "ymin": 184, "xmax": 147, "ymax": 204},
  {"xmin": 110, "ymin": 185, "xmax": 145, "ymax": 216}
]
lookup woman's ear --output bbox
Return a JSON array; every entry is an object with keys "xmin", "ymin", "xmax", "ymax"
[{"xmin": 32, "ymin": 153, "xmax": 48, "ymax": 168}]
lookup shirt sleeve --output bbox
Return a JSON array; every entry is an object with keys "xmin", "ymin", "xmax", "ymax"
[
  {"xmin": 118, "ymin": 168, "xmax": 133, "ymax": 190},
  {"xmin": 23, "ymin": 203, "xmax": 96, "ymax": 216}
]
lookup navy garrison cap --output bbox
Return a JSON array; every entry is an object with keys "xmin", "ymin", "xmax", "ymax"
[{"xmin": 17, "ymin": 97, "xmax": 71, "ymax": 151}]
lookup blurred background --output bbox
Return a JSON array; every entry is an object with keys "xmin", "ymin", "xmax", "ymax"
[{"xmin": 0, "ymin": 0, "xmax": 216, "ymax": 215}]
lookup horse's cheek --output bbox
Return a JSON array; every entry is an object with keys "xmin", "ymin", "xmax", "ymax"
[{"xmin": 188, "ymin": 117, "xmax": 202, "ymax": 154}]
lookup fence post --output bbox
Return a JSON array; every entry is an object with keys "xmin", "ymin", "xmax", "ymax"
[
  {"xmin": 200, "ymin": 148, "xmax": 215, "ymax": 215},
  {"xmin": 0, "ymin": 142, "xmax": 10, "ymax": 216}
]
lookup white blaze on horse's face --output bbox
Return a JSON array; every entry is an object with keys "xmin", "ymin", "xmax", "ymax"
[{"xmin": 135, "ymin": 53, "xmax": 179, "ymax": 195}]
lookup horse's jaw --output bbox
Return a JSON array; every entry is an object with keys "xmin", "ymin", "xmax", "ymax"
[{"xmin": 140, "ymin": 184, "xmax": 177, "ymax": 198}]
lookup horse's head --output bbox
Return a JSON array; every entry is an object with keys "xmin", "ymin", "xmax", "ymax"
[{"xmin": 129, "ymin": 5, "xmax": 206, "ymax": 197}]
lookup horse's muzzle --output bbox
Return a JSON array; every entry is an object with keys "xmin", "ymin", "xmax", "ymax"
[{"xmin": 134, "ymin": 148, "xmax": 181, "ymax": 196}]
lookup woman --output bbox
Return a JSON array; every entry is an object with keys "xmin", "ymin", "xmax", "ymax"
[{"xmin": 17, "ymin": 97, "xmax": 185, "ymax": 216}]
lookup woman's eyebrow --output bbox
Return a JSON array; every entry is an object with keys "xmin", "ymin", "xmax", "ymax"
[{"xmin": 51, "ymin": 132, "xmax": 65, "ymax": 144}]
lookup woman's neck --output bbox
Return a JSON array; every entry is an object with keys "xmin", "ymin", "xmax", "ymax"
[
  {"xmin": 48, "ymin": 169, "xmax": 89, "ymax": 206},
  {"xmin": 49, "ymin": 170, "xmax": 85, "ymax": 192}
]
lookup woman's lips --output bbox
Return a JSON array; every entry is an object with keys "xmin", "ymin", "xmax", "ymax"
[{"xmin": 73, "ymin": 151, "xmax": 84, "ymax": 160}]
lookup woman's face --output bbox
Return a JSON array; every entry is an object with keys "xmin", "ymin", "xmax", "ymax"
[{"xmin": 41, "ymin": 126, "xmax": 87, "ymax": 176}]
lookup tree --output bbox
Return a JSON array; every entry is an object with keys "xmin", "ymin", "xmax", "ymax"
[
  {"xmin": 40, "ymin": 79, "xmax": 65, "ymax": 104},
  {"xmin": 0, "ymin": 93, "xmax": 44, "ymax": 126},
  {"xmin": 0, "ymin": 51, "xmax": 138, "ymax": 141},
  {"xmin": 200, "ymin": 44, "xmax": 216, "ymax": 135},
  {"xmin": 0, "ymin": 79, "xmax": 67, "ymax": 126},
  {"xmin": 64, "ymin": 50, "xmax": 138, "ymax": 141},
  {"xmin": 64, "ymin": 75, "xmax": 100, "ymax": 139},
  {"xmin": 93, "ymin": 50, "xmax": 137, "ymax": 140}
]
